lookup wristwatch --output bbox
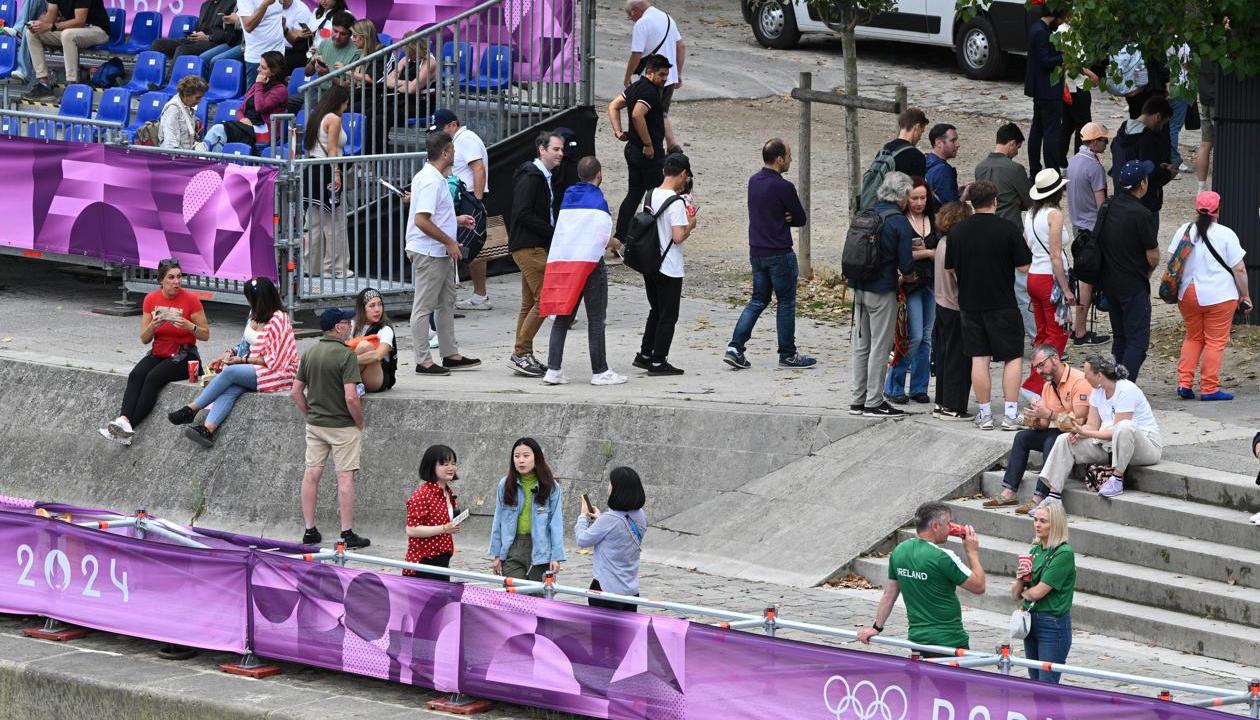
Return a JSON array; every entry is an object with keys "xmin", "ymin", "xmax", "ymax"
[{"xmin": 871, "ymin": 621, "xmax": 884, "ymax": 632}]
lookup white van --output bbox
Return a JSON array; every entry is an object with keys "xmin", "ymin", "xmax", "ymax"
[{"xmin": 741, "ymin": 0, "xmax": 1032, "ymax": 80}]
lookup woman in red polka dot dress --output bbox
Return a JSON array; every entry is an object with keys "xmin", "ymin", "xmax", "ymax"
[{"xmin": 404, "ymin": 444, "xmax": 461, "ymax": 581}]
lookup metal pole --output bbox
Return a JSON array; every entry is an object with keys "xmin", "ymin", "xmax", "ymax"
[
  {"xmin": 1249, "ymin": 679, "xmax": 1259, "ymax": 718},
  {"xmin": 762, "ymin": 606, "xmax": 777, "ymax": 637},
  {"xmin": 581, "ymin": 0, "xmax": 596, "ymax": 108},
  {"xmin": 895, "ymin": 84, "xmax": 908, "ymax": 114},
  {"xmin": 798, "ymin": 71, "xmax": 812, "ymax": 280},
  {"xmin": 997, "ymin": 643, "xmax": 1012, "ymax": 675}
]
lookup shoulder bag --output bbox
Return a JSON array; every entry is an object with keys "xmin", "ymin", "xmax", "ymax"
[
  {"xmin": 633, "ymin": 15, "xmax": 672, "ymax": 75},
  {"xmin": 1009, "ymin": 543, "xmax": 1063, "ymax": 640},
  {"xmin": 1030, "ymin": 210, "xmax": 1075, "ymax": 305}
]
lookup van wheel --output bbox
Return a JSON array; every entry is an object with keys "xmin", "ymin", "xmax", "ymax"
[
  {"xmin": 955, "ymin": 16, "xmax": 1006, "ymax": 80},
  {"xmin": 751, "ymin": 0, "xmax": 801, "ymax": 50}
]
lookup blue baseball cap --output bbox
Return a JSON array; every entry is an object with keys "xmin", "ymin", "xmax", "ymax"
[
  {"xmin": 1118, "ymin": 160, "xmax": 1155, "ymax": 190},
  {"xmin": 319, "ymin": 308, "xmax": 355, "ymax": 331}
]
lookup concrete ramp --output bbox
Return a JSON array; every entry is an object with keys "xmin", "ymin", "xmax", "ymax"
[{"xmin": 648, "ymin": 419, "xmax": 1010, "ymax": 587}]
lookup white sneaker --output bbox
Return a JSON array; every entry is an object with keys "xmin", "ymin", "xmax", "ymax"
[
  {"xmin": 11, "ymin": 68, "xmax": 26, "ymax": 82},
  {"xmin": 1178, "ymin": 162, "xmax": 1192, "ymax": 173},
  {"xmin": 107, "ymin": 416, "xmax": 134, "ymax": 438},
  {"xmin": 542, "ymin": 368, "xmax": 569, "ymax": 385},
  {"xmin": 591, "ymin": 370, "xmax": 628, "ymax": 385},
  {"xmin": 455, "ymin": 295, "xmax": 492, "ymax": 311},
  {"xmin": 97, "ymin": 427, "xmax": 132, "ymax": 447},
  {"xmin": 1249, "ymin": 510, "xmax": 1260, "ymax": 526},
  {"xmin": 428, "ymin": 330, "xmax": 439, "ymax": 349}
]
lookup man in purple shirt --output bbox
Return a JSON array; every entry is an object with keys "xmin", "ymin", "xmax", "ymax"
[
  {"xmin": 1065, "ymin": 121, "xmax": 1113, "ymax": 347},
  {"xmin": 724, "ymin": 139, "xmax": 816, "ymax": 370}
]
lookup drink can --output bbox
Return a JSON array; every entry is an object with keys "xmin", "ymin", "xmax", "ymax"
[
  {"xmin": 1018, "ymin": 553, "xmax": 1033, "ymax": 578},
  {"xmin": 188, "ymin": 359, "xmax": 200, "ymax": 384}
]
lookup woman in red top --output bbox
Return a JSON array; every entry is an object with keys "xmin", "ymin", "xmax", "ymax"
[
  {"xmin": 404, "ymin": 444, "xmax": 460, "ymax": 582},
  {"xmin": 167, "ymin": 277, "xmax": 298, "ymax": 448},
  {"xmin": 99, "ymin": 259, "xmax": 209, "ymax": 447}
]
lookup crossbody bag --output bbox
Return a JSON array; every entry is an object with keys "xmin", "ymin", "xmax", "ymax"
[
  {"xmin": 633, "ymin": 15, "xmax": 672, "ymax": 75},
  {"xmin": 1010, "ymin": 543, "xmax": 1063, "ymax": 639}
]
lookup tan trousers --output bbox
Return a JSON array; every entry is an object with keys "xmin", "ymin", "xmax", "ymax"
[
  {"xmin": 512, "ymin": 247, "xmax": 548, "ymax": 356},
  {"xmin": 1039, "ymin": 420, "xmax": 1163, "ymax": 493},
  {"xmin": 27, "ymin": 26, "xmax": 109, "ymax": 83},
  {"xmin": 408, "ymin": 250, "xmax": 457, "ymax": 365},
  {"xmin": 303, "ymin": 205, "xmax": 350, "ymax": 278}
]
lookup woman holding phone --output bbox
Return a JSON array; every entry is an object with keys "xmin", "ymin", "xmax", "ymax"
[
  {"xmin": 576, "ymin": 467, "xmax": 647, "ymax": 612},
  {"xmin": 488, "ymin": 438, "xmax": 565, "ymax": 581},
  {"xmin": 404, "ymin": 444, "xmax": 461, "ymax": 581}
]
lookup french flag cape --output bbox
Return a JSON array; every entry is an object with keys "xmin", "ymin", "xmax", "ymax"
[{"xmin": 538, "ymin": 182, "xmax": 613, "ymax": 316}]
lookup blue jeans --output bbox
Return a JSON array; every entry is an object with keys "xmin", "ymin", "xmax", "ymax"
[
  {"xmin": 1108, "ymin": 289, "xmax": 1152, "ymax": 381},
  {"xmin": 729, "ymin": 251, "xmax": 798, "ymax": 358},
  {"xmin": 13, "ymin": 0, "xmax": 48, "ymax": 83},
  {"xmin": 201, "ymin": 44, "xmax": 242, "ymax": 79},
  {"xmin": 193, "ymin": 363, "xmax": 257, "ymax": 428},
  {"xmin": 1169, "ymin": 98, "xmax": 1189, "ymax": 167},
  {"xmin": 244, "ymin": 61, "xmax": 258, "ymax": 88},
  {"xmin": 1002, "ymin": 427, "xmax": 1061, "ymax": 491},
  {"xmin": 885, "ymin": 286, "xmax": 935, "ymax": 396},
  {"xmin": 1025, "ymin": 612, "xmax": 1072, "ymax": 683}
]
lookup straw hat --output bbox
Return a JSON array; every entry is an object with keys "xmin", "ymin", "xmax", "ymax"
[{"xmin": 1029, "ymin": 168, "xmax": 1069, "ymax": 200}]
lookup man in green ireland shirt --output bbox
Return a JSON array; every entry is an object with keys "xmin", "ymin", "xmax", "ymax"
[{"xmin": 857, "ymin": 501, "xmax": 986, "ymax": 653}]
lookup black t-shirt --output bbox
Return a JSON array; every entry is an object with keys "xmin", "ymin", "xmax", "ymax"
[
  {"xmin": 1097, "ymin": 193, "xmax": 1158, "ymax": 299},
  {"xmin": 57, "ymin": 0, "xmax": 111, "ymax": 33},
  {"xmin": 621, "ymin": 77, "xmax": 666, "ymax": 152},
  {"xmin": 944, "ymin": 213, "xmax": 1033, "ymax": 312},
  {"xmin": 884, "ymin": 138, "xmax": 927, "ymax": 178}
]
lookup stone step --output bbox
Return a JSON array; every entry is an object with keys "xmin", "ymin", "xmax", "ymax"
[
  {"xmin": 944, "ymin": 497, "xmax": 1260, "ymax": 590},
  {"xmin": 890, "ymin": 529, "xmax": 1260, "ymax": 629},
  {"xmin": 977, "ymin": 471, "xmax": 1260, "ymax": 552},
  {"xmin": 853, "ymin": 556, "xmax": 1260, "ymax": 667}
]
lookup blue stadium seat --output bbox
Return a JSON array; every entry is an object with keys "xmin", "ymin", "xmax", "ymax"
[
  {"xmin": 202, "ymin": 59, "xmax": 243, "ymax": 103},
  {"xmin": 162, "ymin": 55, "xmax": 202, "ymax": 94},
  {"xmin": 0, "ymin": 0, "xmax": 16, "ymax": 27},
  {"xmin": 287, "ymin": 67, "xmax": 307, "ymax": 98},
  {"xmin": 440, "ymin": 41, "xmax": 473, "ymax": 83},
  {"xmin": 58, "ymin": 84, "xmax": 94, "ymax": 119},
  {"xmin": 118, "ymin": 12, "xmax": 163, "ymax": 55},
  {"xmin": 341, "ymin": 112, "xmax": 364, "ymax": 156},
  {"xmin": 26, "ymin": 119, "xmax": 55, "ymax": 140},
  {"xmin": 212, "ymin": 98, "xmax": 242, "ymax": 125},
  {"xmin": 461, "ymin": 43, "xmax": 512, "ymax": 92},
  {"xmin": 294, "ymin": 108, "xmax": 306, "ymax": 129},
  {"xmin": 0, "ymin": 36, "xmax": 15, "ymax": 81},
  {"xmin": 260, "ymin": 145, "xmax": 290, "ymax": 159},
  {"xmin": 194, "ymin": 97, "xmax": 210, "ymax": 128},
  {"xmin": 95, "ymin": 87, "xmax": 132, "ymax": 127},
  {"xmin": 167, "ymin": 14, "xmax": 197, "ymax": 39},
  {"xmin": 123, "ymin": 91, "xmax": 166, "ymax": 139},
  {"xmin": 0, "ymin": 114, "xmax": 17, "ymax": 136},
  {"xmin": 122, "ymin": 51, "xmax": 166, "ymax": 94},
  {"xmin": 378, "ymin": 33, "xmax": 392, "ymax": 46},
  {"xmin": 94, "ymin": 8, "xmax": 126, "ymax": 51},
  {"xmin": 221, "ymin": 142, "xmax": 253, "ymax": 157}
]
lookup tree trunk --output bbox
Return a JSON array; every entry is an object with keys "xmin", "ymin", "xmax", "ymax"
[{"xmin": 840, "ymin": 23, "xmax": 861, "ymax": 215}]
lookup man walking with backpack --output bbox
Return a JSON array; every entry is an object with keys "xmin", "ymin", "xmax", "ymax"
[
  {"xmin": 859, "ymin": 108, "xmax": 929, "ymax": 211},
  {"xmin": 724, "ymin": 138, "xmax": 815, "ymax": 370},
  {"xmin": 507, "ymin": 131, "xmax": 565, "ymax": 378},
  {"xmin": 634, "ymin": 153, "xmax": 695, "ymax": 376},
  {"xmin": 846, "ymin": 172, "xmax": 915, "ymax": 418}
]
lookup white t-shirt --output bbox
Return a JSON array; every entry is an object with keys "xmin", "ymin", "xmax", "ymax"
[
  {"xmin": 279, "ymin": 0, "xmax": 316, "ymax": 49},
  {"xmin": 1168, "ymin": 222, "xmax": 1245, "ymax": 306},
  {"xmin": 1024, "ymin": 206, "xmax": 1071, "ymax": 275},
  {"xmin": 353, "ymin": 323, "xmax": 395, "ymax": 349},
  {"xmin": 405, "ymin": 163, "xmax": 456, "ymax": 257},
  {"xmin": 649, "ymin": 188, "xmax": 688, "ymax": 279},
  {"xmin": 237, "ymin": 0, "xmax": 286, "ymax": 63},
  {"xmin": 630, "ymin": 6, "xmax": 682, "ymax": 86},
  {"xmin": 452, "ymin": 127, "xmax": 489, "ymax": 195},
  {"xmin": 1091, "ymin": 379, "xmax": 1159, "ymax": 434}
]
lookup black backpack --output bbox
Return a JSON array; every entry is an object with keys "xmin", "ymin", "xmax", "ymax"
[
  {"xmin": 841, "ymin": 208, "xmax": 898, "ymax": 284},
  {"xmin": 858, "ymin": 145, "xmax": 913, "ymax": 211},
  {"xmin": 624, "ymin": 192, "xmax": 683, "ymax": 275},
  {"xmin": 1071, "ymin": 199, "xmax": 1110, "ymax": 286},
  {"xmin": 450, "ymin": 176, "xmax": 487, "ymax": 260}
]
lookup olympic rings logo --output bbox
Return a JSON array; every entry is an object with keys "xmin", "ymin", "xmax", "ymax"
[{"xmin": 823, "ymin": 675, "xmax": 909, "ymax": 720}]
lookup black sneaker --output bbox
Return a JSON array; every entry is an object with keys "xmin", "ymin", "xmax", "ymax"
[
  {"xmin": 910, "ymin": 393, "xmax": 931, "ymax": 404},
  {"xmin": 862, "ymin": 402, "xmax": 906, "ymax": 418},
  {"xmin": 157, "ymin": 644, "xmax": 199, "ymax": 660},
  {"xmin": 302, "ymin": 526, "xmax": 322, "ymax": 545},
  {"xmin": 779, "ymin": 353, "xmax": 817, "ymax": 369},
  {"xmin": 848, "ymin": 403, "xmax": 864, "ymax": 416},
  {"xmin": 415, "ymin": 362, "xmax": 451, "ymax": 375},
  {"xmin": 887, "ymin": 394, "xmax": 910, "ymax": 405},
  {"xmin": 647, "ymin": 361, "xmax": 684, "ymax": 376},
  {"xmin": 442, "ymin": 355, "xmax": 481, "ymax": 370},
  {"xmin": 23, "ymin": 82, "xmax": 55, "ymax": 102},
  {"xmin": 340, "ymin": 529, "xmax": 371, "ymax": 549},
  {"xmin": 631, "ymin": 352, "xmax": 652, "ymax": 370},
  {"xmin": 184, "ymin": 424, "xmax": 215, "ymax": 448},
  {"xmin": 1073, "ymin": 331, "xmax": 1111, "ymax": 346},
  {"xmin": 724, "ymin": 348, "xmax": 751, "ymax": 369},
  {"xmin": 933, "ymin": 407, "xmax": 974, "ymax": 421},
  {"xmin": 167, "ymin": 405, "xmax": 197, "ymax": 425},
  {"xmin": 508, "ymin": 353, "xmax": 544, "ymax": 377}
]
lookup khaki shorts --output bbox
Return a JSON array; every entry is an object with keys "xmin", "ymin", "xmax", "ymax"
[
  {"xmin": 1200, "ymin": 103, "xmax": 1214, "ymax": 144},
  {"xmin": 304, "ymin": 424, "xmax": 362, "ymax": 472}
]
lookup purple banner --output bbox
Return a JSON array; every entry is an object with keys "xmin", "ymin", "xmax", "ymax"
[
  {"xmin": 0, "ymin": 136, "xmax": 277, "ymax": 281},
  {"xmin": 0, "ymin": 512, "xmax": 249, "ymax": 653}
]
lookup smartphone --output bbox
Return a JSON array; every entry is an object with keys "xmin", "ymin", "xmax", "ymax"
[
  {"xmin": 298, "ymin": 22, "xmax": 310, "ymax": 31},
  {"xmin": 378, "ymin": 178, "xmax": 405, "ymax": 198},
  {"xmin": 580, "ymin": 493, "xmax": 593, "ymax": 515},
  {"xmin": 451, "ymin": 509, "xmax": 470, "ymax": 526}
]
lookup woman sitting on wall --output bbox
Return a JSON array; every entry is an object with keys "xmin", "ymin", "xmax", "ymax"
[
  {"xmin": 167, "ymin": 276, "xmax": 298, "ymax": 448},
  {"xmin": 348, "ymin": 287, "xmax": 397, "ymax": 393},
  {"xmin": 99, "ymin": 259, "xmax": 209, "ymax": 447}
]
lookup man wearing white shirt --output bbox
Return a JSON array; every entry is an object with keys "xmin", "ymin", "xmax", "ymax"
[
  {"xmin": 278, "ymin": 0, "xmax": 316, "ymax": 74},
  {"xmin": 623, "ymin": 0, "xmax": 684, "ymax": 151},
  {"xmin": 428, "ymin": 109, "xmax": 493, "ymax": 312},
  {"xmin": 230, "ymin": 0, "xmax": 285, "ymax": 86},
  {"xmin": 406, "ymin": 131, "xmax": 481, "ymax": 375}
]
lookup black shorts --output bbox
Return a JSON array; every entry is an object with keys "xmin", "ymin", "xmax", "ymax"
[
  {"xmin": 961, "ymin": 307, "xmax": 1024, "ymax": 362},
  {"xmin": 660, "ymin": 84, "xmax": 675, "ymax": 114}
]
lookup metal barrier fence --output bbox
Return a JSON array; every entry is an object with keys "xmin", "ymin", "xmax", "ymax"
[
  {"xmin": 300, "ymin": 0, "xmax": 591, "ymax": 153},
  {"xmin": 0, "ymin": 108, "xmax": 124, "ymax": 144}
]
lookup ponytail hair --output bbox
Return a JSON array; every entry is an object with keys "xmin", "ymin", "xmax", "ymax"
[
  {"xmin": 1083, "ymin": 352, "xmax": 1129, "ymax": 382},
  {"xmin": 1194, "ymin": 209, "xmax": 1214, "ymax": 242}
]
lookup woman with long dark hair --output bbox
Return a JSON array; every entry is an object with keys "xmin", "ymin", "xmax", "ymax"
[
  {"xmin": 99, "ymin": 259, "xmax": 210, "ymax": 446},
  {"xmin": 303, "ymin": 84, "xmax": 351, "ymax": 278},
  {"xmin": 204, "ymin": 51, "xmax": 289, "ymax": 153},
  {"xmin": 576, "ymin": 467, "xmax": 647, "ymax": 612},
  {"xmin": 404, "ymin": 444, "xmax": 461, "ymax": 581},
  {"xmin": 349, "ymin": 287, "xmax": 397, "ymax": 392},
  {"xmin": 488, "ymin": 438, "xmax": 565, "ymax": 581},
  {"xmin": 1022, "ymin": 168, "xmax": 1075, "ymax": 399},
  {"xmin": 885, "ymin": 177, "xmax": 936, "ymax": 405},
  {"xmin": 168, "ymin": 277, "xmax": 299, "ymax": 448},
  {"xmin": 931, "ymin": 201, "xmax": 974, "ymax": 420}
]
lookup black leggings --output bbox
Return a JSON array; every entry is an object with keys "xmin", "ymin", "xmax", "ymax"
[
  {"xmin": 588, "ymin": 578, "xmax": 638, "ymax": 613},
  {"xmin": 406, "ymin": 553, "xmax": 452, "ymax": 582},
  {"xmin": 120, "ymin": 354, "xmax": 190, "ymax": 427}
]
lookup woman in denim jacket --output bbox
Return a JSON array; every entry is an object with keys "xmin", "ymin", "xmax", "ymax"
[{"xmin": 488, "ymin": 438, "xmax": 566, "ymax": 581}]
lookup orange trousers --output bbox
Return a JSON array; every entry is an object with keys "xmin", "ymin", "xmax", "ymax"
[{"xmin": 1177, "ymin": 284, "xmax": 1237, "ymax": 394}]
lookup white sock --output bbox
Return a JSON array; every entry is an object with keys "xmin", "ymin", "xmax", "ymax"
[
  {"xmin": 979, "ymin": 402, "xmax": 992, "ymax": 418},
  {"xmin": 1197, "ymin": 181, "xmax": 1208, "ymax": 193},
  {"xmin": 1004, "ymin": 401, "xmax": 1018, "ymax": 418},
  {"xmin": 473, "ymin": 293, "xmax": 487, "ymax": 302}
]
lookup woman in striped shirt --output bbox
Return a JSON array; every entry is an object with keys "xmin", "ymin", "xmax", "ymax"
[{"xmin": 167, "ymin": 277, "xmax": 299, "ymax": 448}]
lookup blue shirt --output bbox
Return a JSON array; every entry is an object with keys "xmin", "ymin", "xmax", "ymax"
[
  {"xmin": 747, "ymin": 167, "xmax": 807, "ymax": 258},
  {"xmin": 848, "ymin": 201, "xmax": 915, "ymax": 294},
  {"xmin": 575, "ymin": 509, "xmax": 647, "ymax": 596},
  {"xmin": 488, "ymin": 476, "xmax": 567, "ymax": 566},
  {"xmin": 924, "ymin": 153, "xmax": 959, "ymax": 204}
]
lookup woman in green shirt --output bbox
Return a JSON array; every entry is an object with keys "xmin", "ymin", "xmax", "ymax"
[
  {"xmin": 488, "ymin": 438, "xmax": 566, "ymax": 581},
  {"xmin": 1012, "ymin": 501, "xmax": 1076, "ymax": 683}
]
